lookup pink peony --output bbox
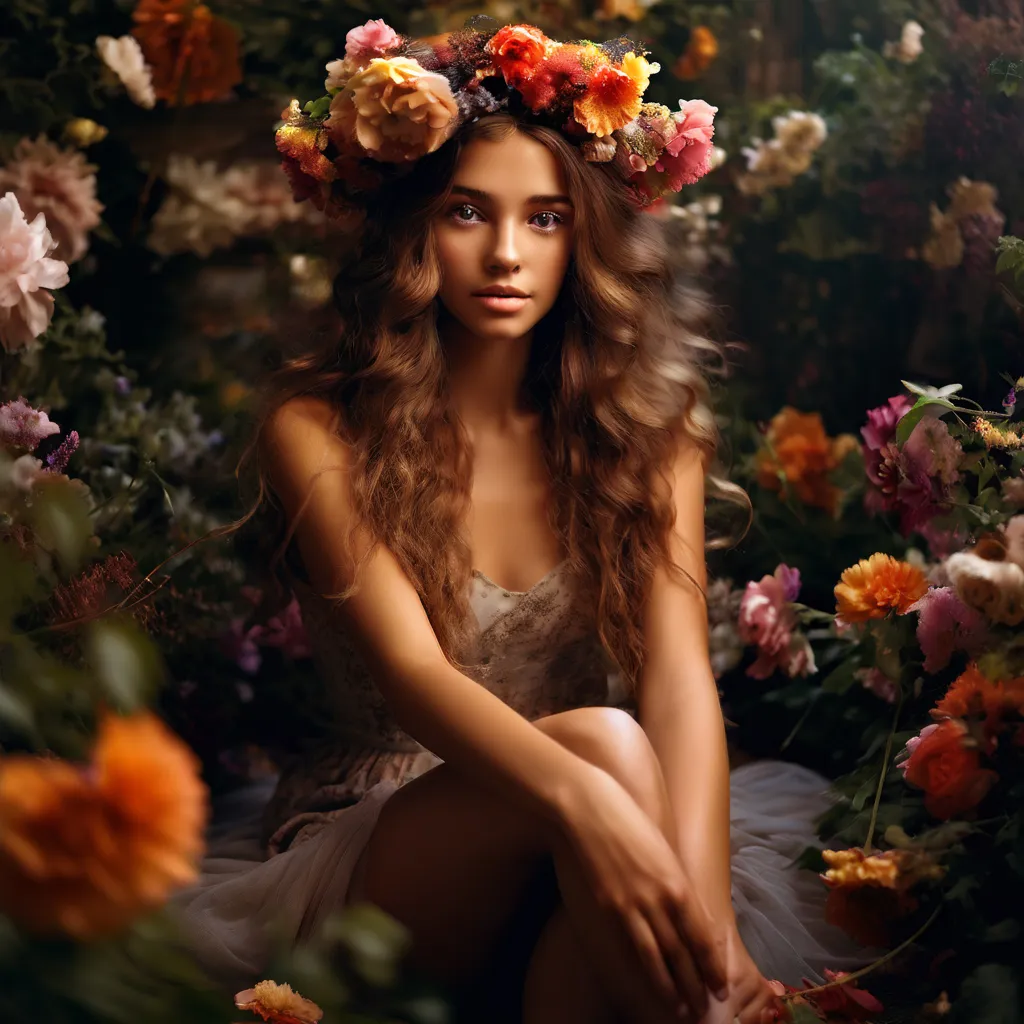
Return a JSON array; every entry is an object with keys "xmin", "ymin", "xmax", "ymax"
[
  {"xmin": 0, "ymin": 398, "xmax": 60, "ymax": 451},
  {"xmin": 738, "ymin": 564, "xmax": 816, "ymax": 679},
  {"xmin": 220, "ymin": 618, "xmax": 262, "ymax": 675},
  {"xmin": 0, "ymin": 191, "xmax": 69, "ymax": 352},
  {"xmin": 910, "ymin": 586, "xmax": 988, "ymax": 673},
  {"xmin": 345, "ymin": 19, "xmax": 401, "ymax": 64},
  {"xmin": 0, "ymin": 136, "xmax": 103, "ymax": 263},
  {"xmin": 652, "ymin": 99, "xmax": 718, "ymax": 190}
]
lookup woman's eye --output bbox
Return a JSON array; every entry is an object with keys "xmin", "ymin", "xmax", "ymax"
[
  {"xmin": 532, "ymin": 212, "xmax": 562, "ymax": 230},
  {"xmin": 452, "ymin": 204, "xmax": 478, "ymax": 222}
]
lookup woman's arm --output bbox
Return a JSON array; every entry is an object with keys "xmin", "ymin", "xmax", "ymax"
[
  {"xmin": 260, "ymin": 396, "xmax": 601, "ymax": 830},
  {"xmin": 636, "ymin": 438, "xmax": 735, "ymax": 926}
]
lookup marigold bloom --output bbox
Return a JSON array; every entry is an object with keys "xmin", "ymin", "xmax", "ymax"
[
  {"xmin": 485, "ymin": 24, "xmax": 554, "ymax": 88},
  {"xmin": 834, "ymin": 552, "xmax": 928, "ymax": 623},
  {"xmin": 756, "ymin": 407, "xmax": 858, "ymax": 514},
  {"xmin": 973, "ymin": 416, "xmax": 1024, "ymax": 450},
  {"xmin": 574, "ymin": 52, "xmax": 652, "ymax": 137},
  {"xmin": 132, "ymin": 0, "xmax": 242, "ymax": 106},
  {"xmin": 0, "ymin": 710, "xmax": 207, "ymax": 938},
  {"xmin": 821, "ymin": 846, "xmax": 945, "ymax": 892},
  {"xmin": 933, "ymin": 663, "xmax": 1024, "ymax": 738}
]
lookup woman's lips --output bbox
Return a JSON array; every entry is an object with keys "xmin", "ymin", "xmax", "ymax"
[{"xmin": 473, "ymin": 294, "xmax": 530, "ymax": 312}]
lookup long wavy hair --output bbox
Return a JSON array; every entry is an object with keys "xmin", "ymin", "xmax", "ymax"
[{"xmin": 239, "ymin": 112, "xmax": 748, "ymax": 694}]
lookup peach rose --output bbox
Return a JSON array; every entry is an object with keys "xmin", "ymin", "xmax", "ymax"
[
  {"xmin": 897, "ymin": 719, "xmax": 998, "ymax": 820},
  {"xmin": 326, "ymin": 56, "xmax": 459, "ymax": 163}
]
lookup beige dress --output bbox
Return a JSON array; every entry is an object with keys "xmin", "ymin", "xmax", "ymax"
[{"xmin": 172, "ymin": 563, "xmax": 876, "ymax": 993}]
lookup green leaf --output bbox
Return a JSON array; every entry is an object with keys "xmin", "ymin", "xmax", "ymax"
[
  {"xmin": 895, "ymin": 395, "xmax": 956, "ymax": 445},
  {"xmin": 27, "ymin": 478, "xmax": 95, "ymax": 573},
  {"xmin": 820, "ymin": 658, "xmax": 858, "ymax": 695},
  {"xmin": 85, "ymin": 618, "xmax": 164, "ymax": 711}
]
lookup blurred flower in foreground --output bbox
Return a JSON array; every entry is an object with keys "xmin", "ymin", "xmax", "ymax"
[
  {"xmin": 756, "ymin": 406, "xmax": 858, "ymax": 514},
  {"xmin": 0, "ymin": 191, "xmax": 69, "ymax": 352},
  {"xmin": 0, "ymin": 710, "xmax": 207, "ymax": 938},
  {"xmin": 235, "ymin": 980, "xmax": 323, "ymax": 1023}
]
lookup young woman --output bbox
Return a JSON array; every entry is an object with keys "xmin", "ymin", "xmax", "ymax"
[{"xmin": 175, "ymin": 22, "xmax": 876, "ymax": 1024}]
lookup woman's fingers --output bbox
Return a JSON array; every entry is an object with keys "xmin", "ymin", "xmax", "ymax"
[
  {"xmin": 623, "ymin": 911, "xmax": 684, "ymax": 1014},
  {"xmin": 647, "ymin": 902, "xmax": 708, "ymax": 1018},
  {"xmin": 668, "ymin": 891, "xmax": 730, "ymax": 997}
]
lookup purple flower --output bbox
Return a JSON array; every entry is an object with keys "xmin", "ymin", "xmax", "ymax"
[
  {"xmin": 861, "ymin": 395, "xmax": 913, "ymax": 459},
  {"xmin": 0, "ymin": 397, "xmax": 60, "ymax": 452},
  {"xmin": 776, "ymin": 563, "xmax": 802, "ymax": 602},
  {"xmin": 909, "ymin": 586, "xmax": 988, "ymax": 673},
  {"xmin": 1005, "ymin": 389, "xmax": 1018, "ymax": 416},
  {"xmin": 220, "ymin": 618, "xmax": 262, "ymax": 675},
  {"xmin": 45, "ymin": 429, "xmax": 79, "ymax": 474},
  {"xmin": 251, "ymin": 597, "xmax": 312, "ymax": 660},
  {"xmin": 114, "ymin": 375, "xmax": 132, "ymax": 396}
]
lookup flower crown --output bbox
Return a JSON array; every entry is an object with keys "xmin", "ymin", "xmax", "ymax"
[{"xmin": 275, "ymin": 16, "xmax": 718, "ymax": 223}]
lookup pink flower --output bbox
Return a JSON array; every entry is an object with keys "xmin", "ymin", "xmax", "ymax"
[
  {"xmin": 0, "ymin": 191, "xmax": 69, "ymax": 352},
  {"xmin": 776, "ymin": 564, "xmax": 802, "ymax": 602},
  {"xmin": 861, "ymin": 395, "xmax": 913, "ymax": 484},
  {"xmin": 0, "ymin": 137, "xmax": 103, "ymax": 263},
  {"xmin": 0, "ymin": 398, "xmax": 60, "ymax": 451},
  {"xmin": 252, "ymin": 597, "xmax": 312, "ymax": 660},
  {"xmin": 652, "ymin": 99, "xmax": 718, "ymax": 190},
  {"xmin": 45, "ymin": 430, "xmax": 79, "ymax": 474},
  {"xmin": 910, "ymin": 587, "xmax": 988, "ymax": 673},
  {"xmin": 857, "ymin": 667, "xmax": 899, "ymax": 704},
  {"xmin": 738, "ymin": 564, "xmax": 816, "ymax": 679},
  {"xmin": 345, "ymin": 19, "xmax": 401, "ymax": 64}
]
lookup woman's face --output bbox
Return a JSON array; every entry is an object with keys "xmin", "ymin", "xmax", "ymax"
[{"xmin": 433, "ymin": 129, "xmax": 575, "ymax": 343}]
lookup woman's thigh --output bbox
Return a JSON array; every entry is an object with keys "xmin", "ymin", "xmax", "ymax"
[{"xmin": 345, "ymin": 707, "xmax": 665, "ymax": 990}]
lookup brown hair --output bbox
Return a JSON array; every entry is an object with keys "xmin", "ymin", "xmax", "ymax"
[{"xmin": 240, "ymin": 113, "xmax": 748, "ymax": 694}]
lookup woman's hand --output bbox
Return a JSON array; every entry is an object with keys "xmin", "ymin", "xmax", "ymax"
[
  {"xmin": 703, "ymin": 928, "xmax": 784, "ymax": 1024},
  {"xmin": 557, "ymin": 766, "xmax": 731, "ymax": 1018}
]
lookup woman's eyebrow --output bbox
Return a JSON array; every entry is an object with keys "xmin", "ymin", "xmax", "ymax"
[{"xmin": 450, "ymin": 184, "xmax": 573, "ymax": 206}]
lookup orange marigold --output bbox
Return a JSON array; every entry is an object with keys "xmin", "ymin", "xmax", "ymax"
[
  {"xmin": 132, "ymin": 0, "xmax": 242, "ymax": 106},
  {"xmin": 933, "ymin": 663, "xmax": 1024, "ymax": 732},
  {"xmin": 0, "ymin": 710, "xmax": 207, "ymax": 939},
  {"xmin": 834, "ymin": 552, "xmax": 929, "ymax": 623},
  {"xmin": 574, "ymin": 51, "xmax": 653, "ymax": 138},
  {"xmin": 756, "ymin": 407, "xmax": 858, "ymax": 514},
  {"xmin": 821, "ymin": 847, "xmax": 945, "ymax": 892}
]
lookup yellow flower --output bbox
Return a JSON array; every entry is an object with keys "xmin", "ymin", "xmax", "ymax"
[
  {"xmin": 0, "ymin": 711, "xmax": 207, "ymax": 939},
  {"xmin": 326, "ymin": 56, "xmax": 459, "ymax": 162},
  {"xmin": 821, "ymin": 847, "xmax": 944, "ymax": 891},
  {"xmin": 574, "ymin": 52, "xmax": 657, "ymax": 138},
  {"xmin": 235, "ymin": 980, "xmax": 323, "ymax": 1024},
  {"xmin": 834, "ymin": 552, "xmax": 929, "ymax": 623},
  {"xmin": 973, "ymin": 416, "xmax": 1024, "ymax": 450}
]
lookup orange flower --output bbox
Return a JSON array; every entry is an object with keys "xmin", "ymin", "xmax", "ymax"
[
  {"xmin": 235, "ymin": 980, "xmax": 323, "ymax": 1024},
  {"xmin": 755, "ymin": 407, "xmax": 858, "ymax": 514},
  {"xmin": 932, "ymin": 663, "xmax": 1024, "ymax": 742},
  {"xmin": 834, "ymin": 552, "xmax": 928, "ymax": 623},
  {"xmin": 900, "ymin": 718, "xmax": 998, "ymax": 820},
  {"xmin": 0, "ymin": 710, "xmax": 207, "ymax": 938},
  {"xmin": 574, "ymin": 51, "xmax": 653, "ymax": 138},
  {"xmin": 821, "ymin": 847, "xmax": 945, "ymax": 891},
  {"xmin": 673, "ymin": 26, "xmax": 719, "ymax": 80},
  {"xmin": 275, "ymin": 100, "xmax": 337, "ymax": 183},
  {"xmin": 132, "ymin": 0, "xmax": 242, "ymax": 106},
  {"xmin": 824, "ymin": 885, "xmax": 916, "ymax": 947},
  {"xmin": 485, "ymin": 24, "xmax": 554, "ymax": 89}
]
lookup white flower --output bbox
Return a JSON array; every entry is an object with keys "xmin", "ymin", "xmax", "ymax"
[
  {"xmin": 771, "ymin": 110, "xmax": 828, "ymax": 155},
  {"xmin": 4, "ymin": 454, "xmax": 45, "ymax": 492},
  {"xmin": 96, "ymin": 35, "xmax": 156, "ymax": 109},
  {"xmin": 883, "ymin": 21, "xmax": 925, "ymax": 64},
  {"xmin": 0, "ymin": 192, "xmax": 69, "ymax": 352}
]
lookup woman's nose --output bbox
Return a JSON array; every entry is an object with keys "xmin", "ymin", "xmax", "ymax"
[{"xmin": 487, "ymin": 220, "xmax": 522, "ymax": 272}]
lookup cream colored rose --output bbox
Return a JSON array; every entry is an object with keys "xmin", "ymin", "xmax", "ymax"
[
  {"xmin": 945, "ymin": 551, "xmax": 1024, "ymax": 626},
  {"xmin": 326, "ymin": 56, "xmax": 459, "ymax": 163}
]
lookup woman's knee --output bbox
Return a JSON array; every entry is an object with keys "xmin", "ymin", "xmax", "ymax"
[{"xmin": 534, "ymin": 707, "xmax": 672, "ymax": 834}]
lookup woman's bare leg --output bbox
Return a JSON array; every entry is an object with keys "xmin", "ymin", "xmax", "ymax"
[{"xmin": 346, "ymin": 707, "xmax": 701, "ymax": 1023}]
